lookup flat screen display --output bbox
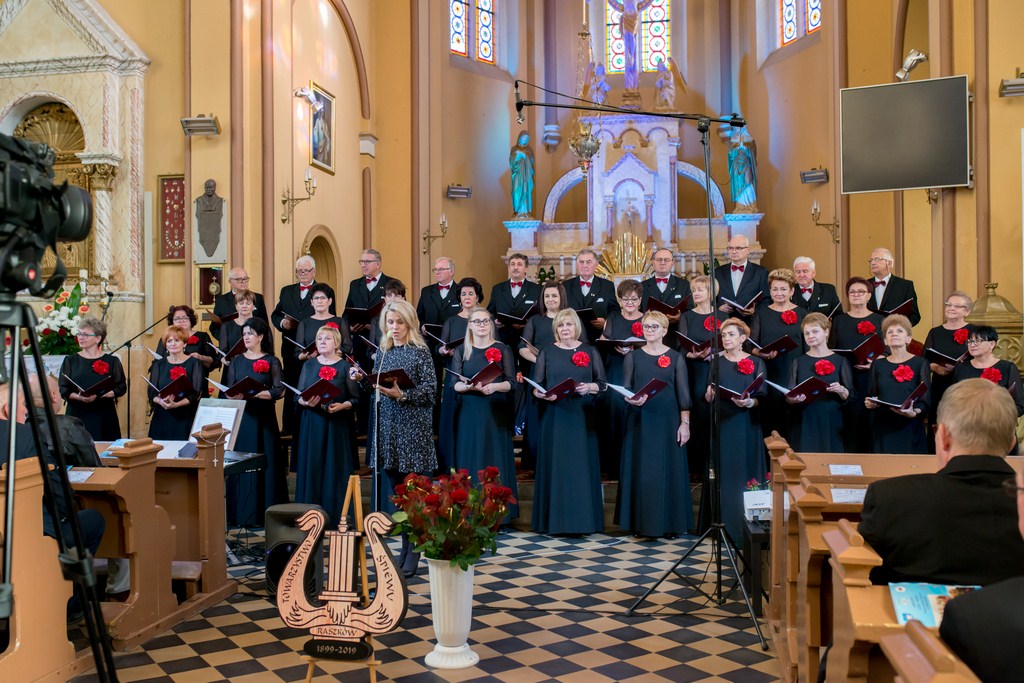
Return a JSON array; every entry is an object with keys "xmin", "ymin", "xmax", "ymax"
[{"xmin": 840, "ymin": 75, "xmax": 971, "ymax": 194}]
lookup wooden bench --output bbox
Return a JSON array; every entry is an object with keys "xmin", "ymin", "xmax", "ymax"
[
  {"xmin": 879, "ymin": 621, "xmax": 979, "ymax": 683},
  {"xmin": 0, "ymin": 458, "xmax": 92, "ymax": 682}
]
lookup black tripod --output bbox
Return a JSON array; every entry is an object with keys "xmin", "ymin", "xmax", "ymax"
[{"xmin": 1, "ymin": 295, "xmax": 119, "ymax": 680}]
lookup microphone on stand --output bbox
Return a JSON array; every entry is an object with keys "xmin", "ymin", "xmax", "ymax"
[
  {"xmin": 100, "ymin": 290, "xmax": 114, "ymax": 322},
  {"xmin": 372, "ymin": 328, "xmax": 393, "ymax": 512},
  {"xmin": 514, "ymin": 81, "xmax": 525, "ymax": 125}
]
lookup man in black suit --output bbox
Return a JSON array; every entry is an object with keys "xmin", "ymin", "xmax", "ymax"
[
  {"xmin": 866, "ymin": 247, "xmax": 921, "ymax": 326},
  {"xmin": 564, "ymin": 248, "xmax": 619, "ymax": 334},
  {"xmin": 343, "ymin": 248, "xmax": 395, "ymax": 337},
  {"xmin": 939, "ymin": 467, "xmax": 1024, "ymax": 683},
  {"xmin": 272, "ymin": 254, "xmax": 331, "ymax": 435},
  {"xmin": 714, "ymin": 235, "xmax": 769, "ymax": 321},
  {"xmin": 488, "ymin": 252, "xmax": 541, "ymax": 352},
  {"xmin": 858, "ymin": 378, "xmax": 1024, "ymax": 586},
  {"xmin": 791, "ymin": 256, "xmax": 841, "ymax": 317},
  {"xmin": 210, "ymin": 267, "xmax": 268, "ymax": 339},
  {"xmin": 641, "ymin": 248, "xmax": 691, "ymax": 323},
  {"xmin": 417, "ymin": 256, "xmax": 462, "ymax": 340}
]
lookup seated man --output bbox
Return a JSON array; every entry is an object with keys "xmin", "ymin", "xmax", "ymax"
[
  {"xmin": 859, "ymin": 378, "xmax": 1024, "ymax": 586},
  {"xmin": 938, "ymin": 467, "xmax": 1024, "ymax": 683}
]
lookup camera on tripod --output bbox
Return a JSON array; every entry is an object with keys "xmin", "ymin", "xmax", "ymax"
[{"xmin": 0, "ymin": 131, "xmax": 93, "ymax": 296}]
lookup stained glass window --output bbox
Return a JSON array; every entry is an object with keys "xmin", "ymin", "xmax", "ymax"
[
  {"xmin": 778, "ymin": 0, "xmax": 821, "ymax": 47},
  {"xmin": 780, "ymin": 0, "xmax": 798, "ymax": 46},
  {"xmin": 476, "ymin": 0, "xmax": 495, "ymax": 64},
  {"xmin": 450, "ymin": 0, "xmax": 468, "ymax": 57},
  {"xmin": 806, "ymin": 0, "xmax": 822, "ymax": 34},
  {"xmin": 605, "ymin": 0, "xmax": 671, "ymax": 75}
]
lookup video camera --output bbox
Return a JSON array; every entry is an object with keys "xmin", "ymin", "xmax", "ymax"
[{"xmin": 0, "ymin": 131, "xmax": 92, "ymax": 296}]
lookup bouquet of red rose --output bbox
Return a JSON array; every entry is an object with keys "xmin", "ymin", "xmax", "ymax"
[{"xmin": 391, "ymin": 467, "xmax": 517, "ymax": 570}]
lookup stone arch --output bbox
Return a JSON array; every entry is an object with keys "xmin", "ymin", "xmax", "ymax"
[
  {"xmin": 325, "ymin": 0, "xmax": 370, "ymax": 120},
  {"xmin": 677, "ymin": 161, "xmax": 726, "ymax": 217},
  {"xmin": 542, "ymin": 167, "xmax": 585, "ymax": 223},
  {"xmin": 302, "ymin": 224, "xmax": 342, "ymax": 291}
]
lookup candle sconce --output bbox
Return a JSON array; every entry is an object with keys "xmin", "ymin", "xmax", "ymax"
[
  {"xmin": 811, "ymin": 201, "xmax": 841, "ymax": 245},
  {"xmin": 422, "ymin": 213, "xmax": 449, "ymax": 255},
  {"xmin": 281, "ymin": 168, "xmax": 317, "ymax": 224}
]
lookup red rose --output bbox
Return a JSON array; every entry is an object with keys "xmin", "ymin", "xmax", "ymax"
[
  {"xmin": 704, "ymin": 316, "xmax": 721, "ymax": 332},
  {"xmin": 814, "ymin": 359, "xmax": 835, "ymax": 376},
  {"xmin": 856, "ymin": 321, "xmax": 876, "ymax": 335},
  {"xmin": 953, "ymin": 328, "xmax": 969, "ymax": 345},
  {"xmin": 981, "ymin": 366, "xmax": 1002, "ymax": 383},
  {"xmin": 632, "ymin": 321, "xmax": 644, "ymax": 337},
  {"xmin": 169, "ymin": 366, "xmax": 187, "ymax": 380},
  {"xmin": 657, "ymin": 355, "xmax": 671, "ymax": 368},
  {"xmin": 425, "ymin": 493, "xmax": 441, "ymax": 506},
  {"xmin": 319, "ymin": 365, "xmax": 337, "ymax": 381},
  {"xmin": 892, "ymin": 364, "xmax": 915, "ymax": 383},
  {"xmin": 780, "ymin": 309, "xmax": 798, "ymax": 325},
  {"xmin": 572, "ymin": 351, "xmax": 590, "ymax": 367},
  {"xmin": 91, "ymin": 360, "xmax": 110, "ymax": 375},
  {"xmin": 325, "ymin": 322, "xmax": 340, "ymax": 330},
  {"xmin": 451, "ymin": 489, "xmax": 469, "ymax": 505},
  {"xmin": 58, "ymin": 328, "xmax": 68, "ymax": 336},
  {"xmin": 737, "ymin": 358, "xmax": 755, "ymax": 375},
  {"xmin": 41, "ymin": 329, "xmax": 51, "ymax": 337},
  {"xmin": 253, "ymin": 359, "xmax": 270, "ymax": 374},
  {"xmin": 188, "ymin": 335, "xmax": 199, "ymax": 345},
  {"xmin": 22, "ymin": 339, "xmax": 29, "ymax": 346},
  {"xmin": 485, "ymin": 347, "xmax": 503, "ymax": 363}
]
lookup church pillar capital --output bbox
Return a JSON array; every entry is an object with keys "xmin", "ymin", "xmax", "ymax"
[{"xmin": 80, "ymin": 163, "xmax": 119, "ymax": 191}]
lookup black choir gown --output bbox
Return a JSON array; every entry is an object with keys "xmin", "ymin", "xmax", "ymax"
[
  {"xmin": 294, "ymin": 316, "xmax": 354, "ymax": 359},
  {"xmin": 750, "ymin": 306, "xmax": 806, "ymax": 439},
  {"xmin": 867, "ymin": 355, "xmax": 931, "ymax": 454},
  {"xmin": 599, "ymin": 312, "xmax": 645, "ymax": 477},
  {"xmin": 923, "ymin": 323, "xmax": 974, "ymax": 427},
  {"xmin": 222, "ymin": 354, "xmax": 286, "ymax": 527},
  {"xmin": 437, "ymin": 315, "xmax": 469, "ymax": 474},
  {"xmin": 58, "ymin": 353, "xmax": 127, "ymax": 441},
  {"xmin": 786, "ymin": 353, "xmax": 853, "ymax": 453},
  {"xmin": 831, "ymin": 312, "xmax": 884, "ymax": 452},
  {"xmin": 707, "ymin": 355, "xmax": 768, "ymax": 541},
  {"xmin": 678, "ymin": 309, "xmax": 727, "ymax": 486},
  {"xmin": 146, "ymin": 356, "xmax": 202, "ymax": 439},
  {"xmin": 156, "ymin": 330, "xmax": 215, "ymax": 380},
  {"xmin": 953, "ymin": 359, "xmax": 1024, "ymax": 417},
  {"xmin": 531, "ymin": 343, "xmax": 606, "ymax": 535},
  {"xmin": 294, "ymin": 357, "xmax": 360, "ymax": 524},
  {"xmin": 616, "ymin": 348, "xmax": 693, "ymax": 537},
  {"xmin": 451, "ymin": 341, "xmax": 519, "ymax": 521},
  {"xmin": 218, "ymin": 321, "xmax": 246, "ymax": 355}
]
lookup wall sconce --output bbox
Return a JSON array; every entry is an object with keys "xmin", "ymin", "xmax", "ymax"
[
  {"xmin": 799, "ymin": 167, "xmax": 829, "ymax": 184},
  {"xmin": 811, "ymin": 201, "xmax": 840, "ymax": 245},
  {"xmin": 999, "ymin": 68, "xmax": 1024, "ymax": 97},
  {"xmin": 446, "ymin": 184, "xmax": 472, "ymax": 199},
  {"xmin": 294, "ymin": 86, "xmax": 324, "ymax": 113},
  {"xmin": 180, "ymin": 115, "xmax": 221, "ymax": 136},
  {"xmin": 422, "ymin": 213, "xmax": 449, "ymax": 255},
  {"xmin": 281, "ymin": 167, "xmax": 317, "ymax": 224},
  {"xmin": 895, "ymin": 49, "xmax": 928, "ymax": 82}
]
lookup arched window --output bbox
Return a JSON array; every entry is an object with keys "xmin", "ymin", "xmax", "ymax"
[
  {"xmin": 605, "ymin": 0, "xmax": 671, "ymax": 75},
  {"xmin": 450, "ymin": 0, "xmax": 496, "ymax": 64},
  {"xmin": 780, "ymin": 0, "xmax": 821, "ymax": 47}
]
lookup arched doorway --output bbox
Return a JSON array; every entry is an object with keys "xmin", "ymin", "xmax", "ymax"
[{"xmin": 302, "ymin": 226, "xmax": 341, "ymax": 294}]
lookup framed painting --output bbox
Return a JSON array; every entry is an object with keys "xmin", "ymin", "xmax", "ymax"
[
  {"xmin": 309, "ymin": 82, "xmax": 335, "ymax": 175},
  {"xmin": 158, "ymin": 174, "xmax": 186, "ymax": 262}
]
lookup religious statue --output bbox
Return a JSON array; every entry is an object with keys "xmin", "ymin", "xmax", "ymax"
[
  {"xmin": 608, "ymin": 0, "xmax": 654, "ymax": 92},
  {"xmin": 589, "ymin": 63, "xmax": 611, "ymax": 105},
  {"xmin": 509, "ymin": 131, "xmax": 535, "ymax": 217},
  {"xmin": 194, "ymin": 179, "xmax": 225, "ymax": 259},
  {"xmin": 728, "ymin": 128, "xmax": 759, "ymax": 213},
  {"xmin": 654, "ymin": 60, "xmax": 675, "ymax": 110}
]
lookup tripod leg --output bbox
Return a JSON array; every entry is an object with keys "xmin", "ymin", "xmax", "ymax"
[
  {"xmin": 625, "ymin": 524, "xmax": 717, "ymax": 616},
  {"xmin": 717, "ymin": 527, "xmax": 768, "ymax": 650}
]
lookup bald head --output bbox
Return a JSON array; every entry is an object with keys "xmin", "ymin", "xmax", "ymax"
[{"xmin": 29, "ymin": 373, "xmax": 62, "ymax": 412}]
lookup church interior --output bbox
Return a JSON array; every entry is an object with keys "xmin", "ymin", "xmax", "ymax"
[{"xmin": 1, "ymin": 0, "xmax": 1022, "ymax": 681}]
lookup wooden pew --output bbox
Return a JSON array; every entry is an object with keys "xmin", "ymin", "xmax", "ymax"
[
  {"xmin": 880, "ymin": 621, "xmax": 980, "ymax": 683},
  {"xmin": 0, "ymin": 458, "xmax": 92, "ymax": 682}
]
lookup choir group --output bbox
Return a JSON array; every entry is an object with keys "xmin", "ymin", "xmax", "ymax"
[{"xmin": 54, "ymin": 240, "xmax": 1022, "ymax": 562}]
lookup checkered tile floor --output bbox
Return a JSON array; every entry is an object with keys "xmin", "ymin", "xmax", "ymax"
[{"xmin": 69, "ymin": 530, "xmax": 778, "ymax": 682}]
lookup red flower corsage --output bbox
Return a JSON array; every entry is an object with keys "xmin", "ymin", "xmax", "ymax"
[
  {"xmin": 325, "ymin": 321, "xmax": 340, "ymax": 330},
  {"xmin": 892, "ymin": 364, "xmax": 915, "ymax": 383},
  {"xmin": 780, "ymin": 309, "xmax": 798, "ymax": 325},
  {"xmin": 953, "ymin": 328, "xmax": 969, "ymax": 345},
  {"xmin": 318, "ymin": 365, "xmax": 337, "ymax": 381},
  {"xmin": 737, "ymin": 358, "xmax": 755, "ymax": 375},
  {"xmin": 814, "ymin": 359, "xmax": 835, "ymax": 376},
  {"xmin": 169, "ymin": 366, "xmax": 187, "ymax": 380},
  {"xmin": 188, "ymin": 335, "xmax": 199, "ymax": 345},
  {"xmin": 91, "ymin": 359, "xmax": 109, "ymax": 375},
  {"xmin": 207, "ymin": 385, "xmax": 215, "ymax": 396},
  {"xmin": 572, "ymin": 351, "xmax": 590, "ymax": 367},
  {"xmin": 980, "ymin": 366, "xmax": 1002, "ymax": 383},
  {"xmin": 657, "ymin": 355, "xmax": 671, "ymax": 368},
  {"xmin": 631, "ymin": 321, "xmax": 644, "ymax": 337},
  {"xmin": 704, "ymin": 316, "xmax": 721, "ymax": 332},
  {"xmin": 253, "ymin": 359, "xmax": 271, "ymax": 374},
  {"xmin": 857, "ymin": 320, "xmax": 876, "ymax": 335},
  {"xmin": 485, "ymin": 347, "xmax": 503, "ymax": 363}
]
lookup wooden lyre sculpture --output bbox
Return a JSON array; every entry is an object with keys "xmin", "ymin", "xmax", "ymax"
[{"xmin": 275, "ymin": 500, "xmax": 408, "ymax": 667}]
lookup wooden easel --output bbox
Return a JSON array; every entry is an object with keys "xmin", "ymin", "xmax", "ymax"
[{"xmin": 303, "ymin": 474, "xmax": 381, "ymax": 683}]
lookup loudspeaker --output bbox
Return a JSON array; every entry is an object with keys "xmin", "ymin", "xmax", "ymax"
[{"xmin": 264, "ymin": 503, "xmax": 328, "ymax": 597}]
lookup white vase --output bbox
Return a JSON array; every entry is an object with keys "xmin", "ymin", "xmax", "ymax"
[{"xmin": 424, "ymin": 558, "xmax": 479, "ymax": 669}]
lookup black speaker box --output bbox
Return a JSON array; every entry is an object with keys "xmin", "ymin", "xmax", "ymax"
[{"xmin": 264, "ymin": 503, "xmax": 327, "ymax": 597}]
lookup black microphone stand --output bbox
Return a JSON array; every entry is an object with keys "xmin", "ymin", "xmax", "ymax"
[
  {"xmin": 110, "ymin": 316, "xmax": 165, "ymax": 437},
  {"xmin": 517, "ymin": 82, "xmax": 766, "ymax": 648}
]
